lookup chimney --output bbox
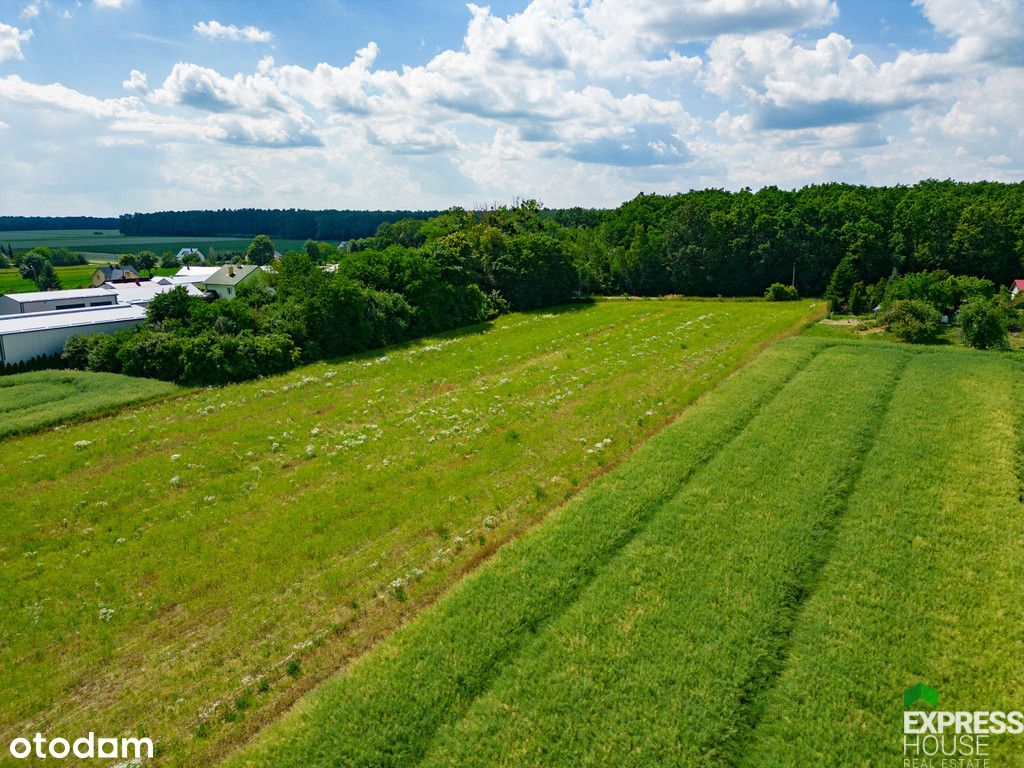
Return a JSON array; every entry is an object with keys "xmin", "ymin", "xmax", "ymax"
[{"xmin": 228, "ymin": 266, "xmax": 235, "ymax": 277}]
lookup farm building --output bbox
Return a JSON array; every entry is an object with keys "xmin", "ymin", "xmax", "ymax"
[
  {"xmin": 168, "ymin": 265, "xmax": 219, "ymax": 286},
  {"xmin": 89, "ymin": 265, "xmax": 141, "ymax": 286},
  {"xmin": 0, "ymin": 305, "xmax": 146, "ymax": 365},
  {"xmin": 175, "ymin": 248, "xmax": 205, "ymax": 262},
  {"xmin": 0, "ymin": 287, "xmax": 118, "ymax": 315},
  {"xmin": 204, "ymin": 264, "xmax": 262, "ymax": 299},
  {"xmin": 1011, "ymin": 279, "xmax": 1024, "ymax": 298}
]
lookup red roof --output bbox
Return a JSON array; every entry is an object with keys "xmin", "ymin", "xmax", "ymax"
[{"xmin": 1014, "ymin": 280, "xmax": 1024, "ymax": 292}]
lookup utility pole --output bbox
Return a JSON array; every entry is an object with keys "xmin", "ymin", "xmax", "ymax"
[{"xmin": 791, "ymin": 261, "xmax": 796, "ymax": 288}]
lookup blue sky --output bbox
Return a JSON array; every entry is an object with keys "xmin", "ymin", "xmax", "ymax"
[{"xmin": 0, "ymin": 0, "xmax": 1021, "ymax": 215}]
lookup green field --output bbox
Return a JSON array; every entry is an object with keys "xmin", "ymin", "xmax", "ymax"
[
  {"xmin": 0, "ymin": 265, "xmax": 178, "ymax": 293},
  {"xmin": 0, "ymin": 299, "xmax": 820, "ymax": 766},
  {"xmin": 0, "ymin": 229, "xmax": 308, "ymax": 258},
  {"xmin": 0, "ymin": 370, "xmax": 178, "ymax": 439},
  {"xmin": 223, "ymin": 336, "xmax": 1024, "ymax": 768}
]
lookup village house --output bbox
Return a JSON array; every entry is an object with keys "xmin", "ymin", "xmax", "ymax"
[
  {"xmin": 168, "ymin": 265, "xmax": 220, "ymax": 287},
  {"xmin": 175, "ymin": 247, "xmax": 205, "ymax": 262},
  {"xmin": 1010, "ymin": 279, "xmax": 1024, "ymax": 299},
  {"xmin": 89, "ymin": 265, "xmax": 141, "ymax": 287},
  {"xmin": 203, "ymin": 264, "xmax": 263, "ymax": 299}
]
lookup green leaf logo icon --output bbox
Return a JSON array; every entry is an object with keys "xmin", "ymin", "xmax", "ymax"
[{"xmin": 904, "ymin": 683, "xmax": 939, "ymax": 709}]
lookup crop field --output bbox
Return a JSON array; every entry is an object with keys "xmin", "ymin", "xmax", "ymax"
[
  {"xmin": 226, "ymin": 337, "xmax": 1024, "ymax": 768},
  {"xmin": 0, "ymin": 229, "xmax": 308, "ymax": 258},
  {"xmin": 0, "ymin": 370, "xmax": 178, "ymax": 439},
  {"xmin": 0, "ymin": 298, "xmax": 820, "ymax": 766}
]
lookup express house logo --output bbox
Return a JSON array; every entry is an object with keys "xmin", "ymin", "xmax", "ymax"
[{"xmin": 902, "ymin": 683, "xmax": 1024, "ymax": 766}]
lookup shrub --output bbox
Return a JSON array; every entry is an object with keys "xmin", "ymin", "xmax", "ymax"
[
  {"xmin": 765, "ymin": 283, "xmax": 799, "ymax": 302},
  {"xmin": 958, "ymin": 299, "xmax": 1008, "ymax": 350},
  {"xmin": 881, "ymin": 299, "xmax": 942, "ymax": 344}
]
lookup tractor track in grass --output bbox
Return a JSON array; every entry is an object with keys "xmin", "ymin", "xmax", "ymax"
[
  {"xmin": 721, "ymin": 348, "xmax": 911, "ymax": 766},
  {"xmin": 396, "ymin": 342, "xmax": 827, "ymax": 768}
]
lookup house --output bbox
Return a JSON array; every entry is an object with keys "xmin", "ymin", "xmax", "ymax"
[
  {"xmin": 1010, "ymin": 280, "xmax": 1024, "ymax": 299},
  {"xmin": 204, "ymin": 264, "xmax": 263, "ymax": 299},
  {"xmin": 0, "ymin": 286, "xmax": 118, "ymax": 315},
  {"xmin": 175, "ymin": 248, "xmax": 205, "ymax": 262},
  {"xmin": 0, "ymin": 305, "xmax": 146, "ymax": 365},
  {"xmin": 168, "ymin": 265, "xmax": 220, "ymax": 286},
  {"xmin": 89, "ymin": 265, "xmax": 141, "ymax": 286}
]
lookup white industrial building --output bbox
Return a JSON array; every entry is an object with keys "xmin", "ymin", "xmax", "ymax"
[
  {"xmin": 0, "ymin": 287, "xmax": 119, "ymax": 315},
  {"xmin": 0, "ymin": 305, "xmax": 147, "ymax": 365},
  {"xmin": 107, "ymin": 278, "xmax": 203, "ymax": 305}
]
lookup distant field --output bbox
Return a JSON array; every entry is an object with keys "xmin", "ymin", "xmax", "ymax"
[
  {"xmin": 0, "ymin": 265, "xmax": 178, "ymax": 292},
  {"xmin": 226, "ymin": 337, "xmax": 1024, "ymax": 768},
  {"xmin": 0, "ymin": 370, "xmax": 178, "ymax": 439},
  {"xmin": 0, "ymin": 298, "xmax": 821, "ymax": 767},
  {"xmin": 0, "ymin": 229, "xmax": 308, "ymax": 257}
]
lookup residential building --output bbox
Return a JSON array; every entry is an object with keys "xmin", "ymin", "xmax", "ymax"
[
  {"xmin": 89, "ymin": 265, "xmax": 141, "ymax": 286},
  {"xmin": 204, "ymin": 264, "xmax": 263, "ymax": 299}
]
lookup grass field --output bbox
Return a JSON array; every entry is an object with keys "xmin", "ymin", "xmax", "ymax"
[
  {"xmin": 0, "ymin": 265, "xmax": 179, "ymax": 293},
  {"xmin": 0, "ymin": 229, "xmax": 308, "ymax": 258},
  {"xmin": 0, "ymin": 370, "xmax": 178, "ymax": 439},
  {"xmin": 224, "ymin": 336, "xmax": 1024, "ymax": 768},
  {"xmin": 0, "ymin": 298, "xmax": 820, "ymax": 766}
]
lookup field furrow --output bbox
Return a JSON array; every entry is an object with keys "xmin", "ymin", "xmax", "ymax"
[
  {"xmin": 734, "ymin": 348, "xmax": 1024, "ymax": 765},
  {"xmin": 412, "ymin": 344, "xmax": 904, "ymax": 767}
]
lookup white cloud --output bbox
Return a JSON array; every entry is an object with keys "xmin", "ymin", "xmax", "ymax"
[
  {"xmin": 122, "ymin": 69, "xmax": 148, "ymax": 93},
  {"xmin": 94, "ymin": 0, "xmax": 131, "ymax": 8},
  {"xmin": 0, "ymin": 23, "xmax": 33, "ymax": 62},
  {"xmin": 20, "ymin": 2, "xmax": 39, "ymax": 20},
  {"xmin": 585, "ymin": 0, "xmax": 837, "ymax": 44},
  {"xmin": 194, "ymin": 20, "xmax": 273, "ymax": 43}
]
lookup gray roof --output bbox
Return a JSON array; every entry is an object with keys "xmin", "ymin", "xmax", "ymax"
[
  {"xmin": 206, "ymin": 264, "xmax": 262, "ymax": 287},
  {"xmin": 0, "ymin": 304, "xmax": 146, "ymax": 335},
  {"xmin": 4, "ymin": 286, "xmax": 116, "ymax": 303}
]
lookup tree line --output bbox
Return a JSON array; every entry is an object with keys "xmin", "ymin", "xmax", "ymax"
[{"xmin": 117, "ymin": 209, "xmax": 442, "ymax": 241}]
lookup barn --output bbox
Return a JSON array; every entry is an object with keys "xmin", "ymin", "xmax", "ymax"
[
  {"xmin": 0, "ymin": 287, "xmax": 118, "ymax": 315},
  {"xmin": 0, "ymin": 305, "xmax": 147, "ymax": 365}
]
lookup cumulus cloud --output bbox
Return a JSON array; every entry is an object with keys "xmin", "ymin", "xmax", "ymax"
[
  {"xmin": 122, "ymin": 69, "xmax": 148, "ymax": 93},
  {"xmin": 151, "ymin": 62, "xmax": 296, "ymax": 113},
  {"xmin": 194, "ymin": 20, "xmax": 273, "ymax": 43},
  {"xmin": 20, "ymin": 2, "xmax": 39, "ymax": 20},
  {"xmin": 0, "ymin": 23, "xmax": 33, "ymax": 62},
  {"xmin": 585, "ymin": 0, "xmax": 837, "ymax": 44}
]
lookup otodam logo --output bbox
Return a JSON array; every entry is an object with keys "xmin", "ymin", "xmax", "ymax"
[{"xmin": 902, "ymin": 683, "xmax": 1024, "ymax": 767}]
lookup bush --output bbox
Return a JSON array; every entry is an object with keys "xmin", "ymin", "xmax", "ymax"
[
  {"xmin": 765, "ymin": 283, "xmax": 799, "ymax": 301},
  {"xmin": 958, "ymin": 299, "xmax": 1008, "ymax": 350},
  {"xmin": 881, "ymin": 299, "xmax": 942, "ymax": 344}
]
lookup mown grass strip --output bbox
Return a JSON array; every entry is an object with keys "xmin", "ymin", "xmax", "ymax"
[
  {"xmin": 409, "ymin": 344, "xmax": 904, "ymax": 767},
  {"xmin": 224, "ymin": 338, "xmax": 824, "ymax": 768},
  {"xmin": 737, "ymin": 349, "xmax": 1024, "ymax": 766}
]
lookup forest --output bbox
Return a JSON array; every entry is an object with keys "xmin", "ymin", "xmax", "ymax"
[{"xmin": 43, "ymin": 180, "xmax": 1024, "ymax": 385}]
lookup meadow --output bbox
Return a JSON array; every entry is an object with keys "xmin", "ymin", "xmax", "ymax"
[
  {"xmin": 0, "ymin": 370, "xmax": 178, "ymax": 439},
  {"xmin": 0, "ymin": 229, "xmax": 308, "ymax": 258},
  {"xmin": 0, "ymin": 265, "xmax": 178, "ymax": 293},
  {"xmin": 225, "ymin": 337, "xmax": 1024, "ymax": 768},
  {"xmin": 0, "ymin": 298, "xmax": 820, "ymax": 766}
]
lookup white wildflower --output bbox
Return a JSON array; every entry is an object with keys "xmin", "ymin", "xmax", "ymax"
[
  {"xmin": 305, "ymin": 445, "xmax": 316, "ymax": 459},
  {"xmin": 99, "ymin": 607, "xmax": 115, "ymax": 622},
  {"xmin": 169, "ymin": 475, "xmax": 180, "ymax": 487},
  {"xmin": 74, "ymin": 440, "xmax": 92, "ymax": 450},
  {"xmin": 170, "ymin": 453, "xmax": 181, "ymax": 462}
]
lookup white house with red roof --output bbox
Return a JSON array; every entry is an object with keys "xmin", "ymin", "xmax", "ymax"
[{"xmin": 1011, "ymin": 280, "xmax": 1024, "ymax": 299}]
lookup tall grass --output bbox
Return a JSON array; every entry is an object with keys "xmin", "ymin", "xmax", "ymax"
[
  {"xmin": 737, "ymin": 349, "xmax": 1024, "ymax": 765},
  {"xmin": 0, "ymin": 299, "xmax": 820, "ymax": 767},
  {"xmin": 0, "ymin": 370, "xmax": 177, "ymax": 438}
]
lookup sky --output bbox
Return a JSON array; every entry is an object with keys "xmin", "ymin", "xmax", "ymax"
[{"xmin": 0, "ymin": 0, "xmax": 1021, "ymax": 215}]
